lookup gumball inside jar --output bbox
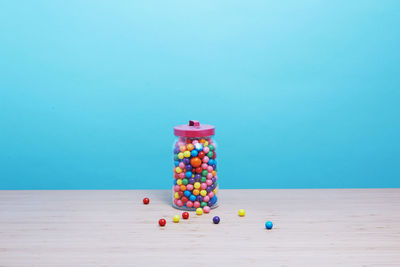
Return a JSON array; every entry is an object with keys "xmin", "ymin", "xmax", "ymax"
[{"xmin": 172, "ymin": 120, "xmax": 218, "ymax": 211}]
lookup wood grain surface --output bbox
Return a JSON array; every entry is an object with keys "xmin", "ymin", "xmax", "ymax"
[{"xmin": 0, "ymin": 189, "xmax": 399, "ymax": 266}]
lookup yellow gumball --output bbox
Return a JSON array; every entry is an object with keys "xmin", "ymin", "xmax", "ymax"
[
  {"xmin": 213, "ymin": 188, "xmax": 218, "ymax": 194},
  {"xmin": 174, "ymin": 192, "xmax": 180, "ymax": 199},
  {"xmin": 238, "ymin": 209, "xmax": 246, "ymax": 217},
  {"xmin": 196, "ymin": 208, "xmax": 203, "ymax": 215},
  {"xmin": 200, "ymin": 190, "xmax": 207, "ymax": 197},
  {"xmin": 175, "ymin": 167, "xmax": 182, "ymax": 174},
  {"xmin": 177, "ymin": 179, "xmax": 182, "ymax": 185},
  {"xmin": 204, "ymin": 141, "xmax": 209, "ymax": 146},
  {"xmin": 194, "ymin": 182, "xmax": 201, "ymax": 189},
  {"xmin": 178, "ymin": 153, "xmax": 184, "ymax": 159},
  {"xmin": 183, "ymin": 151, "xmax": 191, "ymax": 158},
  {"xmin": 173, "ymin": 215, "xmax": 180, "ymax": 223}
]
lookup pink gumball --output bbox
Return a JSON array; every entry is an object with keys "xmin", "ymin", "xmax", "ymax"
[
  {"xmin": 186, "ymin": 201, "xmax": 193, "ymax": 208},
  {"xmin": 179, "ymin": 162, "xmax": 185, "ymax": 169},
  {"xmin": 200, "ymin": 183, "xmax": 207, "ymax": 190},
  {"xmin": 206, "ymin": 179, "xmax": 213, "ymax": 186},
  {"xmin": 202, "ymin": 156, "xmax": 209, "ymax": 163},
  {"xmin": 192, "ymin": 140, "xmax": 199, "ymax": 144},
  {"xmin": 203, "ymin": 206, "xmax": 211, "ymax": 213},
  {"xmin": 201, "ymin": 163, "xmax": 208, "ymax": 169},
  {"xmin": 177, "ymin": 141, "xmax": 184, "ymax": 147},
  {"xmin": 176, "ymin": 200, "xmax": 183, "ymax": 207},
  {"xmin": 208, "ymin": 192, "xmax": 214, "ymax": 198},
  {"xmin": 186, "ymin": 184, "xmax": 194, "ymax": 191},
  {"xmin": 194, "ymin": 201, "xmax": 200, "ymax": 208},
  {"xmin": 206, "ymin": 173, "xmax": 213, "ymax": 179},
  {"xmin": 174, "ymin": 199, "xmax": 178, "ymax": 205},
  {"xmin": 203, "ymin": 147, "xmax": 210, "ymax": 153},
  {"xmin": 174, "ymin": 185, "xmax": 180, "ymax": 192},
  {"xmin": 203, "ymin": 196, "xmax": 210, "ymax": 202},
  {"xmin": 178, "ymin": 173, "xmax": 185, "ymax": 179},
  {"xmin": 207, "ymin": 166, "xmax": 213, "ymax": 172}
]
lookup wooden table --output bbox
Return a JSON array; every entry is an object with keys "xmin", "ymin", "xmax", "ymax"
[{"xmin": 0, "ymin": 189, "xmax": 399, "ymax": 266}]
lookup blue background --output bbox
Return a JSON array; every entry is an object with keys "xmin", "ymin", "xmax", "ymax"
[{"xmin": 1, "ymin": 1, "xmax": 399, "ymax": 189}]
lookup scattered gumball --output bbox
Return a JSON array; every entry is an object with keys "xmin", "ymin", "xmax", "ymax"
[
  {"xmin": 213, "ymin": 216, "xmax": 220, "ymax": 224},
  {"xmin": 173, "ymin": 215, "xmax": 180, "ymax": 223},
  {"xmin": 196, "ymin": 208, "xmax": 203, "ymax": 215},
  {"xmin": 238, "ymin": 209, "xmax": 246, "ymax": 217},
  {"xmin": 159, "ymin": 218, "xmax": 166, "ymax": 227},
  {"xmin": 265, "ymin": 221, "xmax": 273, "ymax": 229},
  {"xmin": 143, "ymin": 198, "xmax": 150, "ymax": 205},
  {"xmin": 182, "ymin": 212, "xmax": 189, "ymax": 219}
]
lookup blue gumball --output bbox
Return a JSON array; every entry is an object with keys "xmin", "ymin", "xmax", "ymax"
[
  {"xmin": 265, "ymin": 221, "xmax": 273, "ymax": 229},
  {"xmin": 191, "ymin": 150, "xmax": 198, "ymax": 157}
]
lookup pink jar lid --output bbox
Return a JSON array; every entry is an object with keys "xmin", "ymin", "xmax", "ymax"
[{"xmin": 174, "ymin": 120, "xmax": 215, "ymax": 137}]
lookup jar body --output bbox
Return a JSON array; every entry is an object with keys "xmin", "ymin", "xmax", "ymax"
[{"xmin": 172, "ymin": 135, "xmax": 218, "ymax": 211}]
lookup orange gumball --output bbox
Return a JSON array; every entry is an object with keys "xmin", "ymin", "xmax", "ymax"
[
  {"xmin": 180, "ymin": 185, "xmax": 186, "ymax": 191},
  {"xmin": 190, "ymin": 157, "xmax": 202, "ymax": 168},
  {"xmin": 199, "ymin": 138, "xmax": 206, "ymax": 144},
  {"xmin": 179, "ymin": 145, "xmax": 186, "ymax": 152},
  {"xmin": 193, "ymin": 189, "xmax": 200, "ymax": 196},
  {"xmin": 187, "ymin": 144, "xmax": 194, "ymax": 151}
]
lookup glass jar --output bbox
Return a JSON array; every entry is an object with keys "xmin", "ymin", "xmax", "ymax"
[{"xmin": 172, "ymin": 120, "xmax": 218, "ymax": 212}]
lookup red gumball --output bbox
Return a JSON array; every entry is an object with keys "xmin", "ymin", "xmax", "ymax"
[
  {"xmin": 181, "ymin": 196, "xmax": 188, "ymax": 203},
  {"xmin": 212, "ymin": 152, "xmax": 217, "ymax": 159},
  {"xmin": 196, "ymin": 167, "xmax": 203, "ymax": 174},
  {"xmin": 178, "ymin": 191, "xmax": 184, "ymax": 197},
  {"xmin": 190, "ymin": 157, "xmax": 202, "ymax": 168},
  {"xmin": 182, "ymin": 212, "xmax": 189, "ymax": 219},
  {"xmin": 143, "ymin": 198, "xmax": 150, "ymax": 205},
  {"xmin": 159, "ymin": 218, "xmax": 166, "ymax": 226},
  {"xmin": 198, "ymin": 151, "xmax": 205, "ymax": 159}
]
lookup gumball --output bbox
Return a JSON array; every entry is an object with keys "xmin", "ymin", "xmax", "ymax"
[
  {"xmin": 173, "ymin": 215, "xmax": 180, "ymax": 223},
  {"xmin": 191, "ymin": 150, "xmax": 198, "ymax": 157},
  {"xmin": 174, "ymin": 185, "xmax": 180, "ymax": 192},
  {"xmin": 201, "ymin": 170, "xmax": 208, "ymax": 176},
  {"xmin": 208, "ymin": 159, "xmax": 215, "ymax": 165},
  {"xmin": 196, "ymin": 208, "xmax": 203, "ymax": 215},
  {"xmin": 176, "ymin": 200, "xmax": 183, "ymax": 207},
  {"xmin": 178, "ymin": 153, "xmax": 184, "ymax": 159},
  {"xmin": 200, "ymin": 177, "xmax": 207, "ymax": 183},
  {"xmin": 179, "ymin": 145, "xmax": 186, "ymax": 152},
  {"xmin": 265, "ymin": 221, "xmax": 273, "ymax": 229},
  {"xmin": 206, "ymin": 151, "xmax": 213, "ymax": 158},
  {"xmin": 186, "ymin": 184, "xmax": 194, "ymax": 191},
  {"xmin": 198, "ymin": 151, "xmax": 205, "ymax": 159},
  {"xmin": 213, "ymin": 216, "xmax": 220, "ymax": 224},
  {"xmin": 188, "ymin": 178, "xmax": 195, "ymax": 184},
  {"xmin": 159, "ymin": 218, "xmax": 166, "ymax": 226},
  {"xmin": 181, "ymin": 196, "xmax": 188, "ymax": 203},
  {"xmin": 212, "ymin": 171, "xmax": 216, "ymax": 176},
  {"xmin": 182, "ymin": 212, "xmax": 189, "ymax": 219},
  {"xmin": 178, "ymin": 173, "xmax": 185, "ymax": 179},
  {"xmin": 174, "ymin": 161, "xmax": 180, "ymax": 167},
  {"xmin": 199, "ymin": 138, "xmax": 206, "ymax": 144},
  {"xmin": 174, "ymin": 192, "xmax": 180, "ymax": 199},
  {"xmin": 143, "ymin": 198, "xmax": 150, "ymax": 205},
  {"xmin": 211, "ymin": 177, "xmax": 217, "ymax": 183},
  {"xmin": 200, "ymin": 201, "xmax": 207, "ymax": 208},
  {"xmin": 186, "ymin": 165, "xmax": 192, "ymax": 172},
  {"xmin": 196, "ymin": 195, "xmax": 203, "ymax": 202},
  {"xmin": 238, "ymin": 209, "xmax": 245, "ymax": 217},
  {"xmin": 202, "ymin": 156, "xmax": 209, "ymax": 163},
  {"xmin": 184, "ymin": 190, "xmax": 191, "ymax": 198},
  {"xmin": 192, "ymin": 139, "xmax": 199, "ymax": 144},
  {"xmin": 177, "ymin": 179, "xmax": 182, "ymax": 185},
  {"xmin": 200, "ymin": 190, "xmax": 207, "ymax": 197},
  {"xmin": 193, "ymin": 189, "xmax": 200, "ymax": 196},
  {"xmin": 208, "ymin": 192, "xmax": 214, "ymax": 198},
  {"xmin": 203, "ymin": 206, "xmax": 211, "ymax": 213},
  {"xmin": 201, "ymin": 163, "xmax": 208, "ymax": 169},
  {"xmin": 209, "ymin": 144, "xmax": 215, "ymax": 151},
  {"xmin": 178, "ymin": 162, "xmax": 185, "ymax": 169},
  {"xmin": 190, "ymin": 157, "xmax": 202, "ymax": 168},
  {"xmin": 203, "ymin": 146, "xmax": 210, "ymax": 153},
  {"xmin": 185, "ymin": 172, "xmax": 192, "ymax": 178},
  {"xmin": 189, "ymin": 194, "xmax": 196, "ymax": 202},
  {"xmin": 206, "ymin": 173, "xmax": 213, "ymax": 179},
  {"xmin": 175, "ymin": 167, "xmax": 182, "ymax": 174},
  {"xmin": 212, "ymin": 152, "xmax": 216, "ymax": 159},
  {"xmin": 207, "ymin": 166, "xmax": 213, "ymax": 172},
  {"xmin": 206, "ymin": 180, "xmax": 212, "ymax": 186},
  {"xmin": 174, "ymin": 147, "xmax": 180, "ymax": 154},
  {"xmin": 200, "ymin": 183, "xmax": 207, "ymax": 190},
  {"xmin": 194, "ymin": 201, "xmax": 200, "ymax": 208},
  {"xmin": 183, "ymin": 158, "xmax": 190, "ymax": 165},
  {"xmin": 180, "ymin": 185, "xmax": 186, "ymax": 191},
  {"xmin": 182, "ymin": 178, "xmax": 189, "ymax": 185},
  {"xmin": 187, "ymin": 144, "xmax": 194, "ymax": 151},
  {"xmin": 194, "ymin": 182, "xmax": 201, "ymax": 189},
  {"xmin": 195, "ymin": 167, "xmax": 203, "ymax": 174},
  {"xmin": 186, "ymin": 201, "xmax": 194, "ymax": 208},
  {"xmin": 195, "ymin": 143, "xmax": 203, "ymax": 151},
  {"xmin": 183, "ymin": 151, "xmax": 191, "ymax": 158},
  {"xmin": 174, "ymin": 154, "xmax": 179, "ymax": 161},
  {"xmin": 203, "ymin": 195, "xmax": 210, "ymax": 202}
]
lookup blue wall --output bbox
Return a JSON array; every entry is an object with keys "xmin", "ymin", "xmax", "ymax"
[{"xmin": 1, "ymin": 0, "xmax": 399, "ymax": 189}]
